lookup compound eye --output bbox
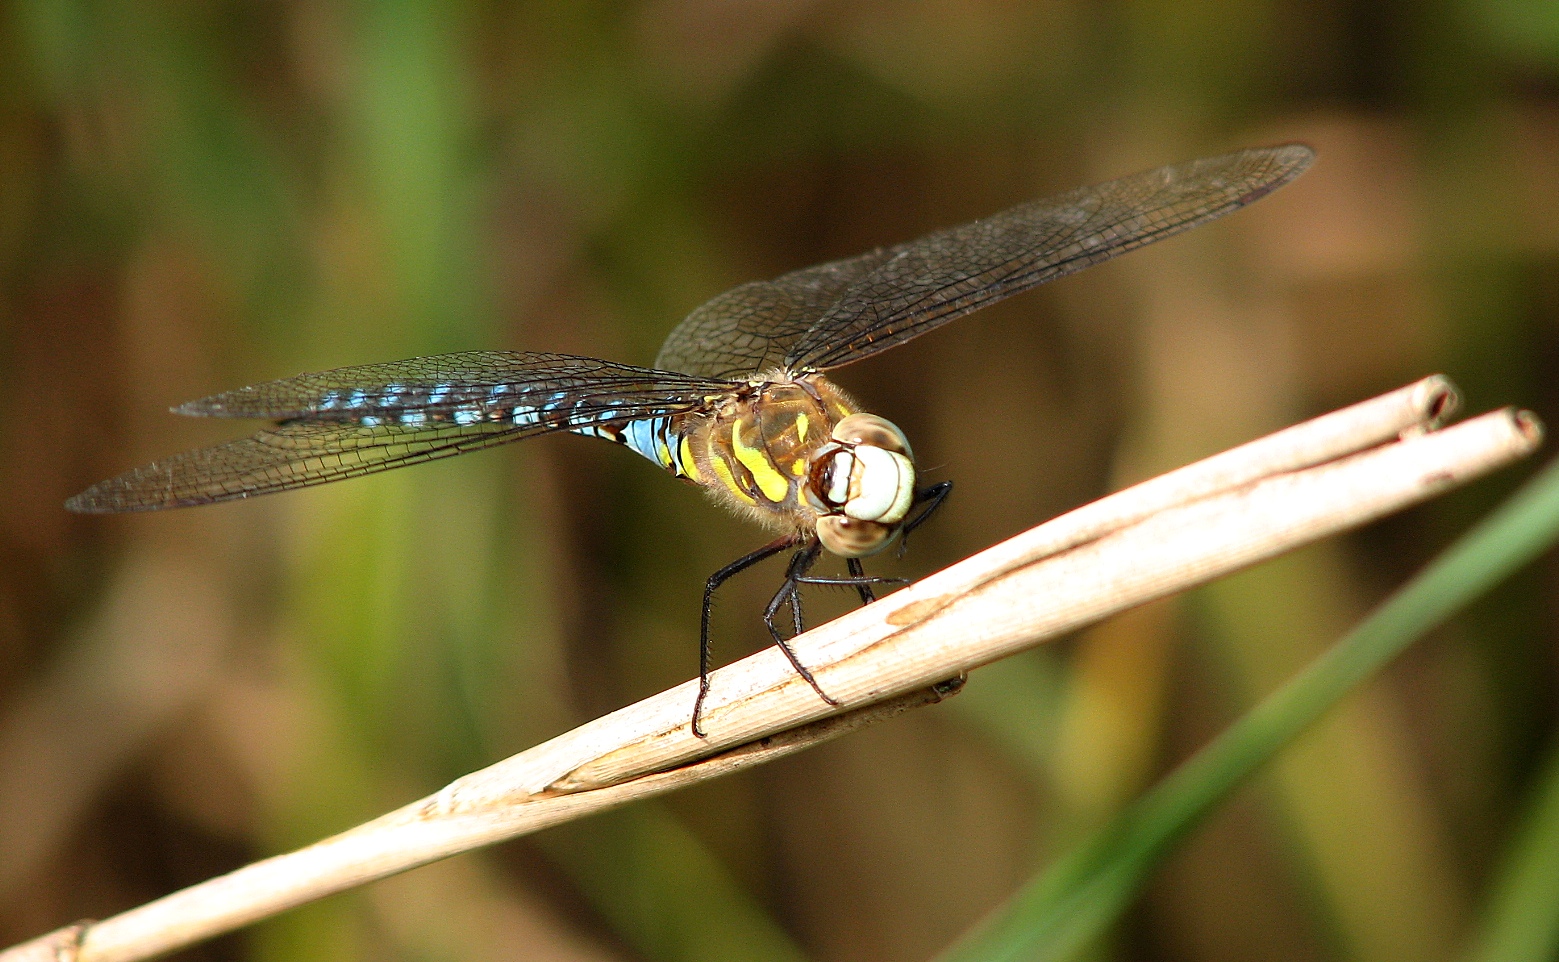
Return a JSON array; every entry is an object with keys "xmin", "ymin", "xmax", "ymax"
[
  {"xmin": 804, "ymin": 447, "xmax": 855, "ymax": 513},
  {"xmin": 843, "ymin": 446, "xmax": 914, "ymax": 524},
  {"xmin": 816, "ymin": 515, "xmax": 898, "ymax": 558},
  {"xmin": 831, "ymin": 414, "xmax": 912, "ymax": 458}
]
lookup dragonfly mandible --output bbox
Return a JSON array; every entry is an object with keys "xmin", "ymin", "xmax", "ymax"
[{"xmin": 68, "ymin": 144, "xmax": 1314, "ymax": 735}]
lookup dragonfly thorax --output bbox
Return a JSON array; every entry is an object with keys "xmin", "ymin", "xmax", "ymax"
[{"xmin": 676, "ymin": 375, "xmax": 916, "ymax": 556}]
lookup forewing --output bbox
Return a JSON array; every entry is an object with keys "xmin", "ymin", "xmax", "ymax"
[
  {"xmin": 784, "ymin": 144, "xmax": 1314, "ymax": 372},
  {"xmin": 170, "ymin": 351, "xmax": 728, "ymax": 420},
  {"xmin": 67, "ymin": 352, "xmax": 734, "ymax": 512},
  {"xmin": 653, "ymin": 247, "xmax": 900, "ymax": 379}
]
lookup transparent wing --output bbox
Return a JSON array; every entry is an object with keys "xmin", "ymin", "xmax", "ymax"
[
  {"xmin": 783, "ymin": 144, "xmax": 1314, "ymax": 372},
  {"xmin": 653, "ymin": 247, "xmax": 900, "ymax": 379},
  {"xmin": 67, "ymin": 351, "xmax": 735, "ymax": 512},
  {"xmin": 167, "ymin": 351, "xmax": 731, "ymax": 420}
]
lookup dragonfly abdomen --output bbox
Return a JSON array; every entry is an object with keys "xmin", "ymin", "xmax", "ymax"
[{"xmin": 573, "ymin": 414, "xmax": 697, "ymax": 478}]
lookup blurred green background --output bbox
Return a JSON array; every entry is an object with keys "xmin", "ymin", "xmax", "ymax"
[{"xmin": 2, "ymin": 1, "xmax": 1557, "ymax": 960}]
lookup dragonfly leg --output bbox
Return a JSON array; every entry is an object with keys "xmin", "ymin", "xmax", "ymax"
[
  {"xmin": 896, "ymin": 480, "xmax": 953, "ymax": 557},
  {"xmin": 793, "ymin": 481, "xmax": 950, "ymax": 618},
  {"xmin": 848, "ymin": 558, "xmax": 875, "ymax": 605},
  {"xmin": 696, "ymin": 533, "xmax": 801, "ymax": 737},
  {"xmin": 784, "ymin": 549, "xmax": 808, "ymax": 638},
  {"xmin": 761, "ymin": 541, "xmax": 842, "ymax": 714},
  {"xmin": 764, "ymin": 540, "xmax": 822, "ymax": 643},
  {"xmin": 794, "ymin": 561, "xmax": 907, "ymax": 604}
]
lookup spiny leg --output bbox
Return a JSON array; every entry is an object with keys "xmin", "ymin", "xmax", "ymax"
[
  {"xmin": 771, "ymin": 548, "xmax": 910, "ymax": 709},
  {"xmin": 794, "ymin": 561, "xmax": 906, "ymax": 601},
  {"xmin": 783, "ymin": 544, "xmax": 812, "ymax": 638},
  {"xmin": 762, "ymin": 541, "xmax": 842, "ymax": 712},
  {"xmin": 692, "ymin": 484, "xmax": 953, "ymax": 736},
  {"xmin": 895, "ymin": 481, "xmax": 953, "ymax": 558},
  {"xmin": 789, "ymin": 482, "xmax": 952, "ymax": 620},
  {"xmin": 764, "ymin": 540, "xmax": 822, "ymax": 645},
  {"xmin": 904, "ymin": 481, "xmax": 953, "ymax": 538},
  {"xmin": 695, "ymin": 533, "xmax": 799, "ymax": 737},
  {"xmin": 796, "ymin": 487, "xmax": 954, "ymax": 604},
  {"xmin": 769, "ymin": 542, "xmax": 899, "ymax": 626},
  {"xmin": 848, "ymin": 558, "xmax": 875, "ymax": 604}
]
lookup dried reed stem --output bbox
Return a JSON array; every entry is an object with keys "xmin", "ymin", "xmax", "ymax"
[{"xmin": 3, "ymin": 376, "xmax": 1539, "ymax": 962}]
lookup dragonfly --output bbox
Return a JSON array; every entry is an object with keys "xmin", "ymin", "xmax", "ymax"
[{"xmin": 68, "ymin": 144, "xmax": 1314, "ymax": 735}]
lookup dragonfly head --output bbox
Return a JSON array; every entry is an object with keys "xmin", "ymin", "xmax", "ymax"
[{"xmin": 806, "ymin": 414, "xmax": 916, "ymax": 557}]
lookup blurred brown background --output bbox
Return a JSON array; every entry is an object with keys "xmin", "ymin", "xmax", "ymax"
[{"xmin": 2, "ymin": 1, "xmax": 1558, "ymax": 960}]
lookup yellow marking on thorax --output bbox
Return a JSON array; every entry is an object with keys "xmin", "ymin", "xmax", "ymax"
[
  {"xmin": 730, "ymin": 419, "xmax": 791, "ymax": 503},
  {"xmin": 708, "ymin": 454, "xmax": 757, "ymax": 505},
  {"xmin": 679, "ymin": 435, "xmax": 702, "ymax": 483},
  {"xmin": 795, "ymin": 413, "xmax": 809, "ymax": 443},
  {"xmin": 656, "ymin": 438, "xmax": 673, "ymax": 468}
]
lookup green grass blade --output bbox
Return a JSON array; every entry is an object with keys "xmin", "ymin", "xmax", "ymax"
[
  {"xmin": 1464, "ymin": 739, "xmax": 1559, "ymax": 962},
  {"xmin": 942, "ymin": 455, "xmax": 1559, "ymax": 962}
]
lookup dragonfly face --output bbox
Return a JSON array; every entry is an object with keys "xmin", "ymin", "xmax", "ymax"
[
  {"xmin": 804, "ymin": 413, "xmax": 917, "ymax": 557},
  {"xmin": 67, "ymin": 144, "xmax": 1315, "ymax": 735}
]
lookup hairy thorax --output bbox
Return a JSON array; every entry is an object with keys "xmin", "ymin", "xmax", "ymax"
[{"xmin": 678, "ymin": 372, "xmax": 862, "ymax": 532}]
